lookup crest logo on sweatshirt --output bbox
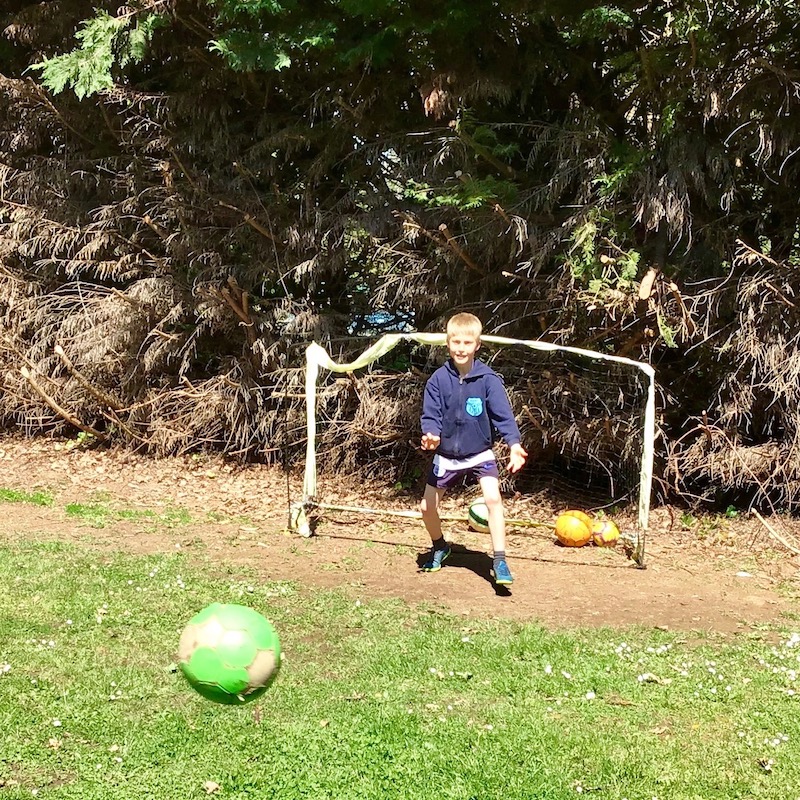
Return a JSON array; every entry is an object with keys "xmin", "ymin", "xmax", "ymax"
[{"xmin": 465, "ymin": 397, "xmax": 483, "ymax": 417}]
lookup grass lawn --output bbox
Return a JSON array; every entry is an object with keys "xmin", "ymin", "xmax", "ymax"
[{"xmin": 1, "ymin": 537, "xmax": 799, "ymax": 799}]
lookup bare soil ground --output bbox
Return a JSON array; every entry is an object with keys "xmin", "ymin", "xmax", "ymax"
[{"xmin": 2, "ymin": 437, "xmax": 800, "ymax": 635}]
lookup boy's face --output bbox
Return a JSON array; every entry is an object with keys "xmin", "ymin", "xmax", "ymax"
[{"xmin": 447, "ymin": 331, "xmax": 480, "ymax": 370}]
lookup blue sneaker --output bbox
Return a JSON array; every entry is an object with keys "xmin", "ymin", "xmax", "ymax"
[
  {"xmin": 492, "ymin": 559, "xmax": 514, "ymax": 585},
  {"xmin": 422, "ymin": 544, "xmax": 451, "ymax": 572}
]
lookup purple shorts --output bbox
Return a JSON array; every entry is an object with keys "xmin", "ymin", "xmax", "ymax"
[{"xmin": 426, "ymin": 459, "xmax": 500, "ymax": 489}]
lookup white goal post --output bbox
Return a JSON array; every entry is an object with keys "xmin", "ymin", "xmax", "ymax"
[{"xmin": 290, "ymin": 333, "xmax": 655, "ymax": 567}]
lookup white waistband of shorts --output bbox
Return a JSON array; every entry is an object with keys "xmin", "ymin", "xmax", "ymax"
[{"xmin": 433, "ymin": 450, "xmax": 496, "ymax": 471}]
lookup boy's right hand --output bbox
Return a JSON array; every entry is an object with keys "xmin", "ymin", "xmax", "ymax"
[{"xmin": 421, "ymin": 433, "xmax": 441, "ymax": 451}]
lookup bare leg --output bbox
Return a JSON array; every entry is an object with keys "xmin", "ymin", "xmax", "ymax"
[
  {"xmin": 420, "ymin": 483, "xmax": 446, "ymax": 542},
  {"xmin": 479, "ymin": 475, "xmax": 505, "ymax": 554}
]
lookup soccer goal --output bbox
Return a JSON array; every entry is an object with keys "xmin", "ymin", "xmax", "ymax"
[{"xmin": 290, "ymin": 333, "xmax": 655, "ymax": 568}]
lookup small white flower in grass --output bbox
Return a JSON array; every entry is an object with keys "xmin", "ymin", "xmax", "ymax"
[
  {"xmin": 461, "ymin": 636, "xmax": 471, "ymax": 643},
  {"xmin": 52, "ymin": 719, "xmax": 61, "ymax": 727},
  {"xmin": 561, "ymin": 670, "xmax": 572, "ymax": 680},
  {"xmin": 544, "ymin": 664, "xmax": 552, "ymax": 674},
  {"xmin": 0, "ymin": 663, "xmax": 10, "ymax": 675},
  {"xmin": 65, "ymin": 620, "xmax": 72, "ymax": 626},
  {"xmin": 355, "ymin": 600, "xmax": 361, "ymax": 608},
  {"xmin": 585, "ymin": 691, "xmax": 596, "ymax": 700}
]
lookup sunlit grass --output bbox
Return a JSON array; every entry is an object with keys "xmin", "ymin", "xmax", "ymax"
[
  {"xmin": 64, "ymin": 501, "xmax": 193, "ymax": 529},
  {"xmin": 0, "ymin": 487, "xmax": 220, "ymax": 530},
  {"xmin": 1, "ymin": 539, "xmax": 800, "ymax": 799},
  {"xmin": 0, "ymin": 486, "xmax": 53, "ymax": 505}
]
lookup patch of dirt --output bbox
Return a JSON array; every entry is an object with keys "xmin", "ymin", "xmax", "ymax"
[{"xmin": 2, "ymin": 437, "xmax": 800, "ymax": 634}]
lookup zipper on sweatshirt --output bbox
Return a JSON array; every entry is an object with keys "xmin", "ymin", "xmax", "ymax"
[{"xmin": 453, "ymin": 373, "xmax": 468, "ymax": 455}]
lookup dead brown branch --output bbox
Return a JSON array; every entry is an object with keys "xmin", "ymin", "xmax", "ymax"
[
  {"xmin": 215, "ymin": 276, "xmax": 257, "ymax": 344},
  {"xmin": 438, "ymin": 224, "xmax": 482, "ymax": 273},
  {"xmin": 217, "ymin": 201, "xmax": 280, "ymax": 243},
  {"xmin": 54, "ymin": 344, "xmax": 123, "ymax": 411},
  {"xmin": 20, "ymin": 366, "xmax": 106, "ymax": 441}
]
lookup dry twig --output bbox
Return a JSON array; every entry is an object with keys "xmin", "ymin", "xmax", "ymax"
[{"xmin": 753, "ymin": 509, "xmax": 800, "ymax": 556}]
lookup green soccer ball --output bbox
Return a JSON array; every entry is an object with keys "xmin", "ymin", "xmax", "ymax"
[
  {"xmin": 468, "ymin": 499, "xmax": 490, "ymax": 533},
  {"xmin": 178, "ymin": 603, "xmax": 281, "ymax": 705}
]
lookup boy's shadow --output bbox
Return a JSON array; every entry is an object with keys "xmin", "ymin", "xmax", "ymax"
[{"xmin": 416, "ymin": 543, "xmax": 512, "ymax": 597}]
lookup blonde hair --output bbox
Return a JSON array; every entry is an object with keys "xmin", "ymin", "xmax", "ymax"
[{"xmin": 446, "ymin": 312, "xmax": 482, "ymax": 341}]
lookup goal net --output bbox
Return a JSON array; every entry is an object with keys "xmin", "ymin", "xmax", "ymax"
[{"xmin": 291, "ymin": 333, "xmax": 655, "ymax": 567}]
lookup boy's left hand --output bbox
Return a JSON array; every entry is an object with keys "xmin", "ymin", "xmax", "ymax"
[{"xmin": 507, "ymin": 443, "xmax": 528, "ymax": 474}]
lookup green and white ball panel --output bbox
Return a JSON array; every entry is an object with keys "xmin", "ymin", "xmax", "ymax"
[
  {"xmin": 468, "ymin": 500, "xmax": 490, "ymax": 532},
  {"xmin": 178, "ymin": 602, "xmax": 281, "ymax": 705}
]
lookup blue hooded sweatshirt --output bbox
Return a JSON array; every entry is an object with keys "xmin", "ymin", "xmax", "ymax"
[{"xmin": 420, "ymin": 358, "xmax": 521, "ymax": 460}]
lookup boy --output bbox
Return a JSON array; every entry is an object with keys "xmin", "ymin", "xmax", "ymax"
[{"xmin": 419, "ymin": 313, "xmax": 528, "ymax": 585}]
